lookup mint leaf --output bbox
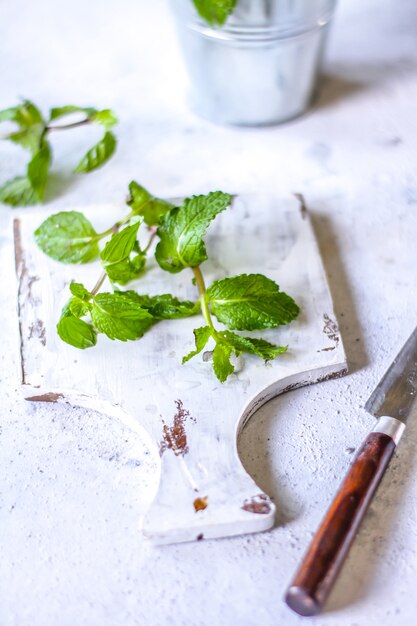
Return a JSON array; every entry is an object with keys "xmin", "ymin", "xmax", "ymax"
[
  {"xmin": 116, "ymin": 291, "xmax": 199, "ymax": 320},
  {"xmin": 101, "ymin": 220, "xmax": 141, "ymax": 264},
  {"xmin": 49, "ymin": 105, "xmax": 97, "ymax": 121},
  {"xmin": 193, "ymin": 0, "xmax": 237, "ymax": 25},
  {"xmin": 0, "ymin": 176, "xmax": 38, "ymax": 206},
  {"xmin": 0, "ymin": 99, "xmax": 43, "ymax": 127},
  {"xmin": 155, "ymin": 191, "xmax": 231, "ymax": 273},
  {"xmin": 68, "ymin": 296, "xmax": 91, "ymax": 318},
  {"xmin": 127, "ymin": 181, "xmax": 173, "ymax": 226},
  {"xmin": 8, "ymin": 124, "xmax": 44, "ymax": 154},
  {"xmin": 74, "ymin": 131, "xmax": 116, "ymax": 173},
  {"xmin": 219, "ymin": 331, "xmax": 287, "ymax": 361},
  {"xmin": 100, "ymin": 219, "xmax": 146, "ymax": 285},
  {"xmin": 34, "ymin": 211, "xmax": 100, "ymax": 263},
  {"xmin": 27, "ymin": 142, "xmax": 51, "ymax": 199},
  {"xmin": 91, "ymin": 109, "xmax": 118, "ymax": 129},
  {"xmin": 212, "ymin": 342, "xmax": 234, "ymax": 382},
  {"xmin": 104, "ymin": 256, "xmax": 146, "ymax": 285},
  {"xmin": 91, "ymin": 293, "xmax": 153, "ymax": 341},
  {"xmin": 0, "ymin": 140, "xmax": 51, "ymax": 206},
  {"xmin": 57, "ymin": 302, "xmax": 97, "ymax": 349},
  {"xmin": 69, "ymin": 282, "xmax": 91, "ymax": 300},
  {"xmin": 207, "ymin": 273, "xmax": 300, "ymax": 330},
  {"xmin": 182, "ymin": 326, "xmax": 212, "ymax": 363},
  {"xmin": 67, "ymin": 283, "xmax": 92, "ymax": 317}
]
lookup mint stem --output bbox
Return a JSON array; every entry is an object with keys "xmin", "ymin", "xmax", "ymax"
[
  {"xmin": 90, "ymin": 271, "xmax": 107, "ymax": 297},
  {"xmin": 143, "ymin": 228, "xmax": 157, "ymax": 253},
  {"xmin": 191, "ymin": 266, "xmax": 218, "ymax": 338},
  {"xmin": 97, "ymin": 213, "xmax": 134, "ymax": 240},
  {"xmin": 46, "ymin": 118, "xmax": 91, "ymax": 132}
]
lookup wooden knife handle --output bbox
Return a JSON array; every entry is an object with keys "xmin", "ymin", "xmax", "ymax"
[{"xmin": 285, "ymin": 428, "xmax": 399, "ymax": 616}]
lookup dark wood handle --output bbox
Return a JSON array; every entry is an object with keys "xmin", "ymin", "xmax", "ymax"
[{"xmin": 285, "ymin": 431, "xmax": 396, "ymax": 616}]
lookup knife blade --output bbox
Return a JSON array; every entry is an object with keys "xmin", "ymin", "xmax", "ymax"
[{"xmin": 285, "ymin": 326, "xmax": 417, "ymax": 616}]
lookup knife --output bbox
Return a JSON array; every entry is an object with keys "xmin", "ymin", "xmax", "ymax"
[{"xmin": 285, "ymin": 326, "xmax": 417, "ymax": 616}]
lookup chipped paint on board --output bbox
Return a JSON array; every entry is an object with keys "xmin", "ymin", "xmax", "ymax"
[
  {"xmin": 159, "ymin": 399, "xmax": 196, "ymax": 457},
  {"xmin": 194, "ymin": 496, "xmax": 208, "ymax": 512},
  {"xmin": 321, "ymin": 313, "xmax": 340, "ymax": 351},
  {"xmin": 242, "ymin": 494, "xmax": 272, "ymax": 515}
]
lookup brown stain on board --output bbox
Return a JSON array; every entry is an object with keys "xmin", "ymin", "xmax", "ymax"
[
  {"xmin": 320, "ymin": 313, "xmax": 340, "ymax": 352},
  {"xmin": 25, "ymin": 392, "xmax": 64, "ymax": 402},
  {"xmin": 14, "ymin": 219, "xmax": 29, "ymax": 385},
  {"xmin": 28, "ymin": 319, "xmax": 46, "ymax": 346},
  {"xmin": 14, "ymin": 219, "xmax": 46, "ymax": 385},
  {"xmin": 242, "ymin": 494, "xmax": 272, "ymax": 515},
  {"xmin": 160, "ymin": 399, "xmax": 196, "ymax": 457},
  {"xmin": 194, "ymin": 496, "xmax": 208, "ymax": 512}
]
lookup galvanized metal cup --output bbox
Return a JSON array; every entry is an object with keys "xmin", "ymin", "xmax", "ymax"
[{"xmin": 171, "ymin": 0, "xmax": 337, "ymax": 126}]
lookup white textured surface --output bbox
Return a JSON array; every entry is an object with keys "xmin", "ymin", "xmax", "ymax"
[{"xmin": 1, "ymin": 0, "xmax": 417, "ymax": 624}]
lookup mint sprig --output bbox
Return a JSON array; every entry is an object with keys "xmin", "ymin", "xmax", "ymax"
[
  {"xmin": 192, "ymin": 0, "xmax": 238, "ymax": 26},
  {"xmin": 35, "ymin": 184, "xmax": 300, "ymax": 382},
  {"xmin": 0, "ymin": 99, "xmax": 118, "ymax": 206}
]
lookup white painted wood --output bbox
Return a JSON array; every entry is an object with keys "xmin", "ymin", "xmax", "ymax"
[{"xmin": 14, "ymin": 194, "xmax": 347, "ymax": 544}]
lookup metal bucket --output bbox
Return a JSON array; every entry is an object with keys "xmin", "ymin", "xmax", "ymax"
[{"xmin": 171, "ymin": 0, "xmax": 337, "ymax": 126}]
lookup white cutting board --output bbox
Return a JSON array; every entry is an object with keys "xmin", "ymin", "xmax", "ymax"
[{"xmin": 14, "ymin": 194, "xmax": 347, "ymax": 544}]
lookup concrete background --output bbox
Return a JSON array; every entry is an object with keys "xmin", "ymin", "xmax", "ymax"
[{"xmin": 1, "ymin": 0, "xmax": 417, "ymax": 624}]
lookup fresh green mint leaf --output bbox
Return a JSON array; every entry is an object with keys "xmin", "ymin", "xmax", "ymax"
[
  {"xmin": 91, "ymin": 109, "xmax": 118, "ymax": 130},
  {"xmin": 57, "ymin": 301, "xmax": 97, "ymax": 349},
  {"xmin": 0, "ymin": 176, "xmax": 38, "ymax": 206},
  {"xmin": 91, "ymin": 293, "xmax": 153, "ymax": 341},
  {"xmin": 27, "ymin": 142, "xmax": 51, "ymax": 199},
  {"xmin": 212, "ymin": 341, "xmax": 234, "ymax": 382},
  {"xmin": 0, "ymin": 107, "xmax": 20, "ymax": 123},
  {"xmin": 219, "ymin": 330, "xmax": 287, "ymax": 361},
  {"xmin": 8, "ymin": 124, "xmax": 44, "ymax": 154},
  {"xmin": 34, "ymin": 211, "xmax": 100, "ymax": 263},
  {"xmin": 49, "ymin": 105, "xmax": 98, "ymax": 121},
  {"xmin": 193, "ymin": 0, "xmax": 237, "ymax": 25},
  {"xmin": 104, "ymin": 255, "xmax": 146, "ymax": 285},
  {"xmin": 182, "ymin": 326, "xmax": 212, "ymax": 363},
  {"xmin": 155, "ymin": 191, "xmax": 231, "ymax": 273},
  {"xmin": 100, "ymin": 219, "xmax": 145, "ymax": 285},
  {"xmin": 74, "ymin": 131, "xmax": 116, "ymax": 173},
  {"xmin": 69, "ymin": 282, "xmax": 91, "ymax": 301},
  {"xmin": 100, "ymin": 220, "xmax": 141, "ymax": 264},
  {"xmin": 68, "ymin": 283, "xmax": 92, "ymax": 317},
  {"xmin": 68, "ymin": 296, "xmax": 91, "ymax": 318},
  {"xmin": 127, "ymin": 181, "xmax": 173, "ymax": 226},
  {"xmin": 0, "ymin": 99, "xmax": 43, "ymax": 128},
  {"xmin": 207, "ymin": 273, "xmax": 300, "ymax": 330},
  {"xmin": 118, "ymin": 291, "xmax": 199, "ymax": 320},
  {"xmin": 142, "ymin": 294, "xmax": 199, "ymax": 319}
]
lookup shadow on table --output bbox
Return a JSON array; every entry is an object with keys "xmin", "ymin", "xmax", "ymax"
[
  {"xmin": 44, "ymin": 171, "xmax": 74, "ymax": 203},
  {"xmin": 311, "ymin": 211, "xmax": 368, "ymax": 373},
  {"xmin": 313, "ymin": 73, "xmax": 366, "ymax": 110},
  {"xmin": 238, "ymin": 393, "xmax": 302, "ymax": 528},
  {"xmin": 313, "ymin": 59, "xmax": 417, "ymax": 111}
]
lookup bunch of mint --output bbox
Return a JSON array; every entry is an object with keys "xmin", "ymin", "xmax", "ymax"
[
  {"xmin": 35, "ymin": 183, "xmax": 299, "ymax": 382},
  {"xmin": 192, "ymin": 0, "xmax": 238, "ymax": 26},
  {"xmin": 0, "ymin": 99, "xmax": 117, "ymax": 206}
]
